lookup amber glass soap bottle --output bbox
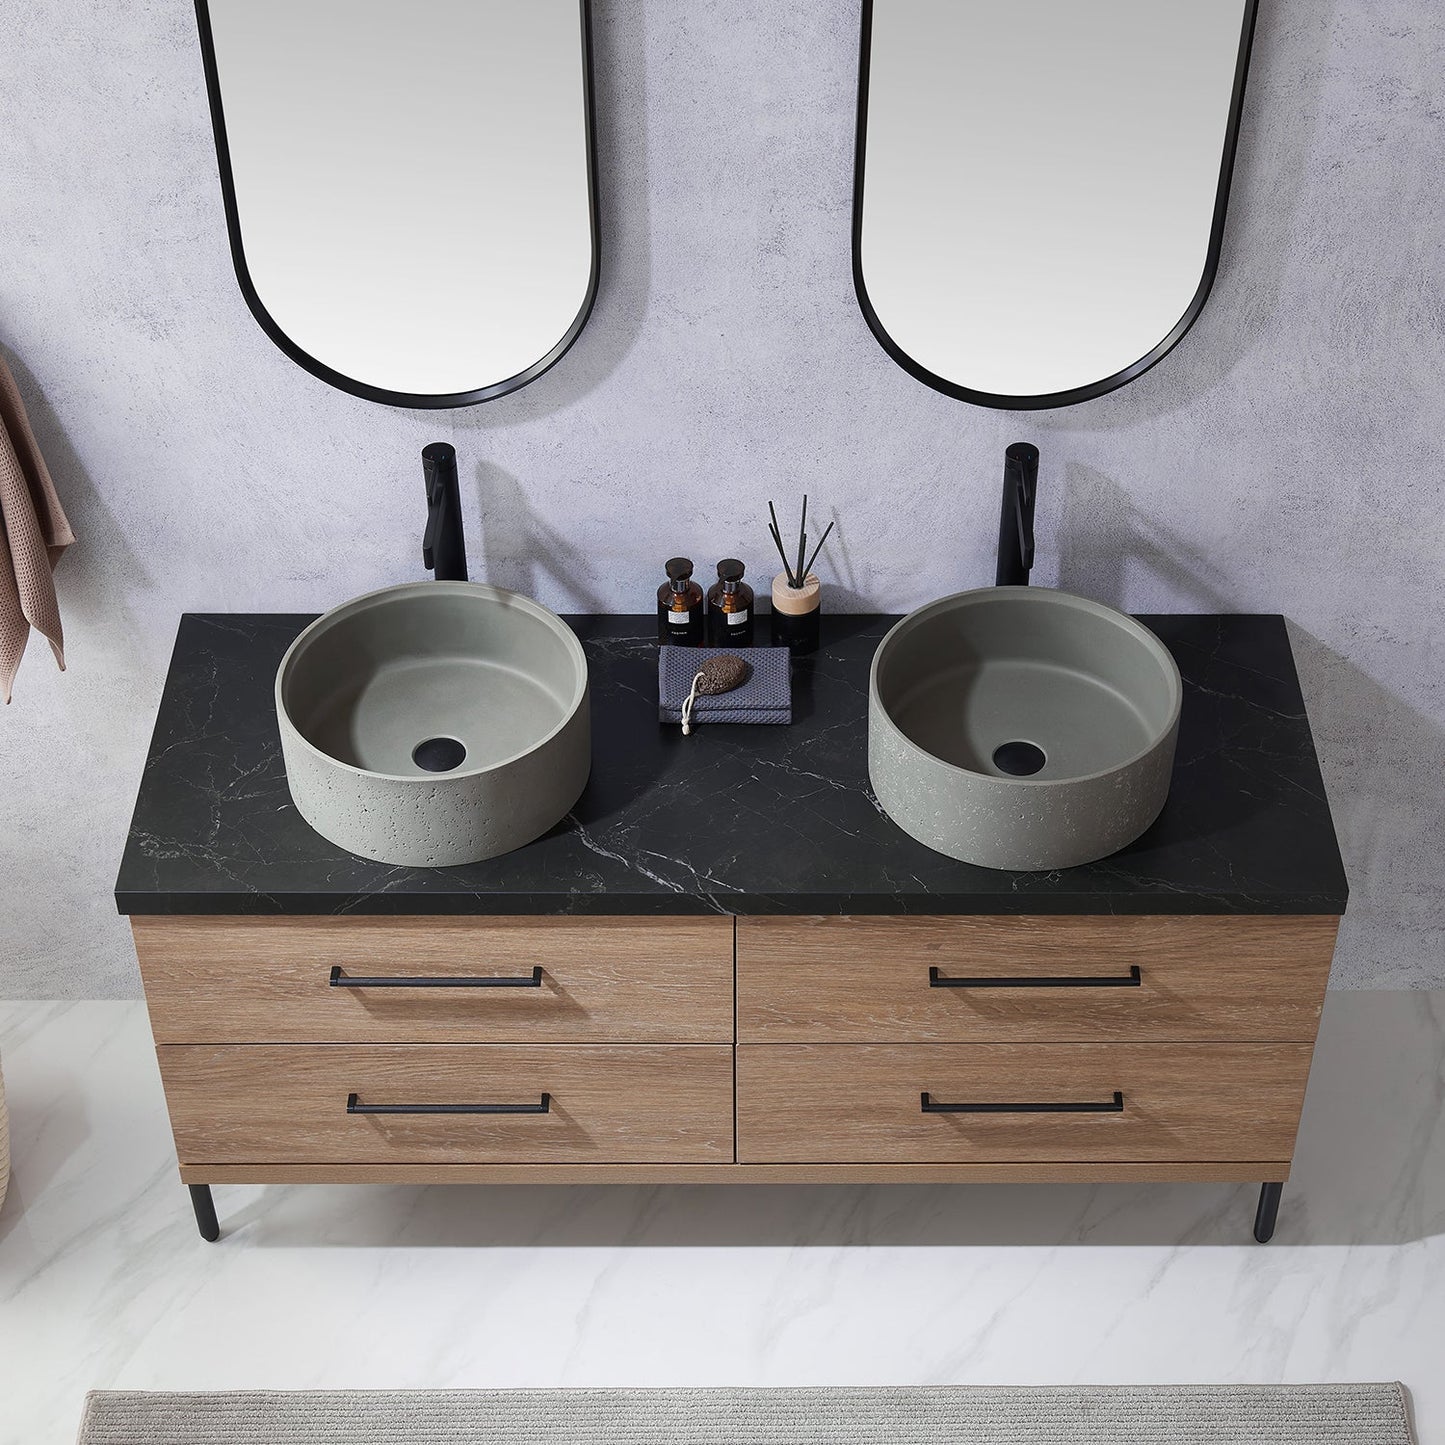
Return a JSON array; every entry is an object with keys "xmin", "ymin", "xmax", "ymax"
[
  {"xmin": 706, "ymin": 558, "xmax": 754, "ymax": 646},
  {"xmin": 658, "ymin": 556, "xmax": 704, "ymax": 645}
]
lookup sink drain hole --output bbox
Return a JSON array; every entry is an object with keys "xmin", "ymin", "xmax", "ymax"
[
  {"xmin": 412, "ymin": 737, "xmax": 467, "ymax": 772},
  {"xmin": 992, "ymin": 740, "xmax": 1046, "ymax": 776}
]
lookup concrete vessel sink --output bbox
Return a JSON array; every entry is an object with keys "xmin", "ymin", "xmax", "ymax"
[
  {"xmin": 277, "ymin": 581, "xmax": 589, "ymax": 866},
  {"xmin": 869, "ymin": 587, "xmax": 1182, "ymax": 870}
]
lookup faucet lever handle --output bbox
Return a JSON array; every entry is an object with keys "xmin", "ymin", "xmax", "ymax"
[
  {"xmin": 1015, "ymin": 480, "xmax": 1035, "ymax": 570},
  {"xmin": 1006, "ymin": 441, "xmax": 1038, "ymax": 572}
]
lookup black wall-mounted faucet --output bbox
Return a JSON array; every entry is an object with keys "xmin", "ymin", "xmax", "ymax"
[
  {"xmin": 995, "ymin": 441, "xmax": 1038, "ymax": 587},
  {"xmin": 422, "ymin": 442, "xmax": 468, "ymax": 582}
]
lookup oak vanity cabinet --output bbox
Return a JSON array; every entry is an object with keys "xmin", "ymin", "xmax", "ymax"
[
  {"xmin": 118, "ymin": 614, "xmax": 1348, "ymax": 1242},
  {"xmin": 131, "ymin": 910, "xmax": 1337, "ymax": 1240}
]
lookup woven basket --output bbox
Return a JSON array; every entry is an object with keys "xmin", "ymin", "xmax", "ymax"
[{"xmin": 0, "ymin": 1057, "xmax": 9, "ymax": 1211}]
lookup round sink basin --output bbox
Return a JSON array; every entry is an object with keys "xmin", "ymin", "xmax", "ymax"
[
  {"xmin": 869, "ymin": 587, "xmax": 1182, "ymax": 870},
  {"xmin": 277, "ymin": 581, "xmax": 589, "ymax": 866}
]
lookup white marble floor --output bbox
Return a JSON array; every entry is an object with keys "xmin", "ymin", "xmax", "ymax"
[{"xmin": 0, "ymin": 995, "xmax": 1441, "ymax": 1445}]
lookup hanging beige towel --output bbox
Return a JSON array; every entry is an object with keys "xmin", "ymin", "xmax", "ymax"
[{"xmin": 0, "ymin": 356, "xmax": 74, "ymax": 703}]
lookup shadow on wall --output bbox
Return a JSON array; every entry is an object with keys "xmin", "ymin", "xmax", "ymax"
[
  {"xmin": 1054, "ymin": 462, "xmax": 1236, "ymax": 613},
  {"xmin": 1287, "ymin": 626, "xmax": 1445, "ymax": 990},
  {"xmin": 1024, "ymin": 0, "xmax": 1340, "ymax": 434},
  {"xmin": 472, "ymin": 459, "xmax": 608, "ymax": 611},
  {"xmin": 448, "ymin": 0, "xmax": 653, "ymax": 432},
  {"xmin": 221, "ymin": 990, "xmax": 1444, "ymax": 1251}
]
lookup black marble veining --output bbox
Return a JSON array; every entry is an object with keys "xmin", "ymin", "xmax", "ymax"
[{"xmin": 115, "ymin": 613, "xmax": 1348, "ymax": 917}]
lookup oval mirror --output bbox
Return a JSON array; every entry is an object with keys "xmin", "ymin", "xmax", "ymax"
[
  {"xmin": 196, "ymin": 0, "xmax": 598, "ymax": 408},
  {"xmin": 854, "ymin": 0, "xmax": 1257, "ymax": 410}
]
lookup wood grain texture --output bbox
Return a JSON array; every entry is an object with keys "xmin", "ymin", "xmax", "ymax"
[
  {"xmin": 134, "ymin": 915, "xmax": 734, "ymax": 1044},
  {"xmin": 159, "ymin": 1043, "xmax": 734, "ymax": 1164},
  {"xmin": 180, "ymin": 1159, "xmax": 1286, "ymax": 1186},
  {"xmin": 737, "ymin": 915, "xmax": 1339, "ymax": 1043},
  {"xmin": 736, "ymin": 1042, "xmax": 1314, "ymax": 1164}
]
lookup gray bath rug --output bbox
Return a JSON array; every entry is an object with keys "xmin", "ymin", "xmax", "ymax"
[{"xmin": 77, "ymin": 1384, "xmax": 1414, "ymax": 1444}]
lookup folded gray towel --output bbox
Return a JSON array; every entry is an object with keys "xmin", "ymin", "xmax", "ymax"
[{"xmin": 659, "ymin": 645, "xmax": 791, "ymax": 725}]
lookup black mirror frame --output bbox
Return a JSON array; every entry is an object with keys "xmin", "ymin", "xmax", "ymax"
[
  {"xmin": 852, "ymin": 0, "xmax": 1259, "ymax": 412},
  {"xmin": 193, "ymin": 0, "xmax": 601, "ymax": 410}
]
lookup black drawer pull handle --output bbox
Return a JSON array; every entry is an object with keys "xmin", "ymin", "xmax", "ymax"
[
  {"xmin": 347, "ymin": 1092, "xmax": 551, "ymax": 1116},
  {"xmin": 928, "ymin": 965, "xmax": 1141, "ymax": 989},
  {"xmin": 920, "ymin": 1090, "xmax": 1125, "ymax": 1115},
  {"xmin": 329, "ymin": 965, "xmax": 544, "ymax": 989}
]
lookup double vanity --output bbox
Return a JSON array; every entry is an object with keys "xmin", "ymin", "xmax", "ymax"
[
  {"xmin": 116, "ymin": 608, "xmax": 1347, "ymax": 1244},
  {"xmin": 151, "ymin": 0, "xmax": 1309, "ymax": 1248}
]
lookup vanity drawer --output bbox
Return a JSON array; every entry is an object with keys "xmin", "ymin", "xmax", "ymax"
[
  {"xmin": 158, "ymin": 1043, "xmax": 734, "ymax": 1164},
  {"xmin": 736, "ymin": 915, "xmax": 1337, "ymax": 1043},
  {"xmin": 735, "ymin": 1042, "xmax": 1313, "ymax": 1164},
  {"xmin": 134, "ymin": 915, "xmax": 733, "ymax": 1044}
]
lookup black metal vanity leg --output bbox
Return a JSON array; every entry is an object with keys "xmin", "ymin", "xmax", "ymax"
[
  {"xmin": 189, "ymin": 1184, "xmax": 221, "ymax": 1242},
  {"xmin": 1253, "ymin": 1182, "xmax": 1284, "ymax": 1244}
]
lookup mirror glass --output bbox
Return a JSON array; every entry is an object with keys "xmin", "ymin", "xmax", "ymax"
[
  {"xmin": 855, "ymin": 0, "xmax": 1256, "ymax": 409},
  {"xmin": 198, "ymin": 0, "xmax": 597, "ymax": 408}
]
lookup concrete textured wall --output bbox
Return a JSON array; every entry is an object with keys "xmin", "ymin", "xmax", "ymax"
[{"xmin": 1, "ymin": 0, "xmax": 1441, "ymax": 996}]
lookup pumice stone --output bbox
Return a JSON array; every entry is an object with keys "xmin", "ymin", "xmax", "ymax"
[{"xmin": 696, "ymin": 654, "xmax": 751, "ymax": 695}]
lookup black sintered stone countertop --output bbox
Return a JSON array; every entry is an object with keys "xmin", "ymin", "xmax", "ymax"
[{"xmin": 115, "ymin": 613, "xmax": 1348, "ymax": 918}]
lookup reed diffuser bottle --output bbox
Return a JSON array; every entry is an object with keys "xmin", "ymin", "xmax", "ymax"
[
  {"xmin": 767, "ymin": 496, "xmax": 833, "ymax": 655},
  {"xmin": 706, "ymin": 559, "xmax": 754, "ymax": 646},
  {"xmin": 772, "ymin": 571, "xmax": 821, "ymax": 654},
  {"xmin": 657, "ymin": 557, "xmax": 704, "ymax": 645}
]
